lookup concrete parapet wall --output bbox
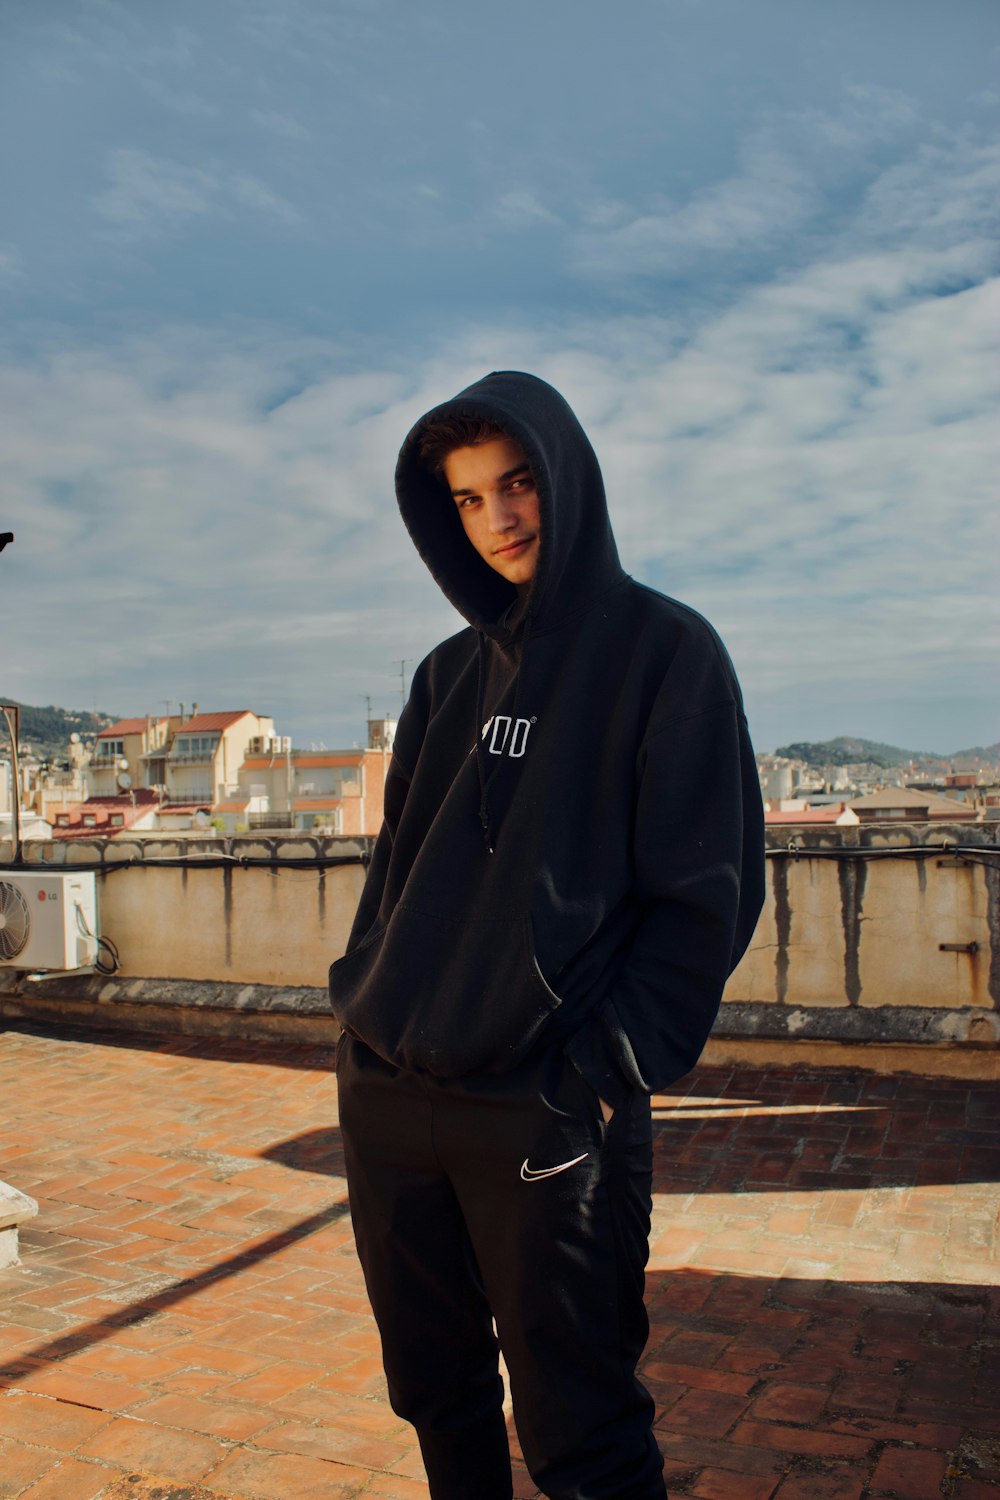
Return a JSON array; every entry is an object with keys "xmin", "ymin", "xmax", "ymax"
[
  {"xmin": 1, "ymin": 833, "xmax": 370, "ymax": 986},
  {"xmin": 1, "ymin": 825, "xmax": 998, "ymax": 1075},
  {"xmin": 718, "ymin": 823, "xmax": 999, "ymax": 1074}
]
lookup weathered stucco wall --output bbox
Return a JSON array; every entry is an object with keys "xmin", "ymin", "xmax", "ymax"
[
  {"xmin": 712, "ymin": 825, "xmax": 999, "ymax": 1075},
  {"xmin": 0, "ymin": 835, "xmax": 370, "ymax": 1043},
  {"xmin": 1, "ymin": 825, "xmax": 998, "ymax": 1074}
]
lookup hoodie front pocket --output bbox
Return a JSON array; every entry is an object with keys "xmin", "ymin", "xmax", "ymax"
[{"xmin": 329, "ymin": 903, "xmax": 561, "ymax": 1077}]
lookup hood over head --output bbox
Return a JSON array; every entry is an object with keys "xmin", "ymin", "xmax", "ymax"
[{"xmin": 396, "ymin": 371, "xmax": 623, "ymax": 637}]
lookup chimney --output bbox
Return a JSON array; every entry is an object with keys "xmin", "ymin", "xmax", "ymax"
[{"xmin": 191, "ymin": 703, "xmax": 198, "ymax": 719}]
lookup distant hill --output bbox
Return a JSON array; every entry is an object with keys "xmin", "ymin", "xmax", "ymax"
[
  {"xmin": 0, "ymin": 697, "xmax": 116, "ymax": 761},
  {"xmin": 773, "ymin": 736, "xmax": 1000, "ymax": 769}
]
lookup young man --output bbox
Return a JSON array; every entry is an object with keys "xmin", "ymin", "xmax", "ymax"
[{"xmin": 330, "ymin": 371, "xmax": 764, "ymax": 1500}]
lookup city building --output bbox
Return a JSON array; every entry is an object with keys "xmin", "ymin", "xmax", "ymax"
[
  {"xmin": 848, "ymin": 788, "xmax": 980, "ymax": 823},
  {"xmin": 88, "ymin": 716, "xmax": 174, "ymax": 797},
  {"xmin": 50, "ymin": 790, "xmax": 161, "ymax": 839},
  {"xmin": 237, "ymin": 718, "xmax": 395, "ymax": 835}
]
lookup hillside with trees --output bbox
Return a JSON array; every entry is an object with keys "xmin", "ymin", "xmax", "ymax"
[
  {"xmin": 0, "ymin": 698, "xmax": 116, "ymax": 762},
  {"xmin": 774, "ymin": 736, "xmax": 999, "ymax": 770}
]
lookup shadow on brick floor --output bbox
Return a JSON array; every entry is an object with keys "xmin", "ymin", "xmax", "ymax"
[{"xmin": 1, "ymin": 1025, "xmax": 998, "ymax": 1498}]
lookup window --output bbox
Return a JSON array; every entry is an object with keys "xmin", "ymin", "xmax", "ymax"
[
  {"xmin": 174, "ymin": 735, "xmax": 218, "ymax": 757},
  {"xmin": 56, "ymin": 815, "xmax": 69, "ymax": 827},
  {"xmin": 110, "ymin": 814, "xmax": 124, "ymax": 827},
  {"xmin": 98, "ymin": 739, "xmax": 124, "ymax": 759},
  {"xmin": 82, "ymin": 814, "xmax": 96, "ymax": 827}
]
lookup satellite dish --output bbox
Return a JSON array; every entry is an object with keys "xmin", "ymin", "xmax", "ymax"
[
  {"xmin": 117, "ymin": 771, "xmax": 133, "ymax": 790},
  {"xmin": 70, "ymin": 732, "xmax": 80, "ymax": 744},
  {"xmin": 117, "ymin": 756, "xmax": 129, "ymax": 770}
]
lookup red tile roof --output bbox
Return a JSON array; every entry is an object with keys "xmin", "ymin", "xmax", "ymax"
[
  {"xmin": 50, "ymin": 792, "xmax": 158, "ymax": 838},
  {"xmin": 292, "ymin": 753, "xmax": 364, "ymax": 768},
  {"xmin": 158, "ymin": 803, "xmax": 212, "ymax": 815},
  {"xmin": 85, "ymin": 791, "xmax": 159, "ymax": 807},
  {"xmin": 765, "ymin": 809, "xmax": 847, "ymax": 824},
  {"xmin": 214, "ymin": 800, "xmax": 250, "ymax": 812},
  {"xmin": 98, "ymin": 719, "xmax": 149, "ymax": 738},
  {"xmin": 293, "ymin": 798, "xmax": 344, "ymax": 811},
  {"xmin": 177, "ymin": 711, "xmax": 254, "ymax": 734}
]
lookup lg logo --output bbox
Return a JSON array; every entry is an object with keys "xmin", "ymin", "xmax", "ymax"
[{"xmin": 482, "ymin": 715, "xmax": 536, "ymax": 758}]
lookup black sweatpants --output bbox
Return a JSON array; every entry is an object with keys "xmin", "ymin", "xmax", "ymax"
[{"xmin": 336, "ymin": 1033, "xmax": 667, "ymax": 1500}]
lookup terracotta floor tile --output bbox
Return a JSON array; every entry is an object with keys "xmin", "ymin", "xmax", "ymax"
[
  {"xmin": 0, "ymin": 1436, "xmax": 54, "ymax": 1492},
  {"xmin": 774, "ymin": 1464, "xmax": 868, "ymax": 1499},
  {"xmin": 253, "ymin": 1417, "xmax": 409, "ymax": 1469},
  {"xmin": 0, "ymin": 1391, "xmax": 113, "ymax": 1450},
  {"xmin": 751, "ymin": 1382, "xmax": 830, "ymax": 1425},
  {"xmin": 76, "ymin": 1415, "xmax": 228, "ymax": 1481},
  {"xmin": 870, "ymin": 1445, "xmax": 949, "ymax": 1494},
  {"xmin": 316, "ymin": 1353, "xmax": 389, "ymax": 1396},
  {"xmin": 134, "ymin": 1392, "xmax": 276, "ymax": 1442},
  {"xmin": 205, "ymin": 1446, "xmax": 371, "ymax": 1499},
  {"xmin": 660, "ymin": 1387, "xmax": 750, "ymax": 1437},
  {"xmin": 16, "ymin": 1456, "xmax": 115, "ymax": 1500},
  {"xmin": 731, "ymin": 1420, "xmax": 871, "ymax": 1461},
  {"xmin": 690, "ymin": 1468, "xmax": 780, "ymax": 1500},
  {"xmin": 222, "ymin": 1360, "xmax": 325, "ymax": 1404},
  {"xmin": 19, "ymin": 1369, "xmax": 148, "ymax": 1412},
  {"xmin": 2, "ymin": 1032, "xmax": 998, "ymax": 1500}
]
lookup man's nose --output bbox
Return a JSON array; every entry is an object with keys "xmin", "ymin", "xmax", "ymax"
[{"xmin": 484, "ymin": 492, "xmax": 518, "ymax": 532}]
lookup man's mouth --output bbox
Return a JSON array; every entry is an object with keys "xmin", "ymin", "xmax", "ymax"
[{"xmin": 494, "ymin": 536, "xmax": 536, "ymax": 557}]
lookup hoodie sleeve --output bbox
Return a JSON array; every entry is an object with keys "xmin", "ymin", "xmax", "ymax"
[{"xmin": 565, "ymin": 688, "xmax": 765, "ymax": 1108}]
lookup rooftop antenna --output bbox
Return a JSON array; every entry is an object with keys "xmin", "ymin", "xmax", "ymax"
[{"xmin": 392, "ymin": 660, "xmax": 413, "ymax": 712}]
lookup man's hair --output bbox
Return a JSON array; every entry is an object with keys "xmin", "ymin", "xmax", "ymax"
[{"xmin": 417, "ymin": 414, "xmax": 506, "ymax": 476}]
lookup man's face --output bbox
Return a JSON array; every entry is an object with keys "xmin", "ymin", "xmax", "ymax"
[{"xmin": 443, "ymin": 435, "xmax": 541, "ymax": 589}]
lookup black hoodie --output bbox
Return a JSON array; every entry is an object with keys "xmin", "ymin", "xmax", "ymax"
[{"xmin": 329, "ymin": 371, "xmax": 765, "ymax": 1107}]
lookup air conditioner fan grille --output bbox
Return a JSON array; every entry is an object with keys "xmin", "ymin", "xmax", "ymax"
[{"xmin": 0, "ymin": 880, "xmax": 31, "ymax": 960}]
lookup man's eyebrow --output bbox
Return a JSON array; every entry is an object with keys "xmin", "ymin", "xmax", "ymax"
[{"xmin": 449, "ymin": 464, "xmax": 532, "ymax": 498}]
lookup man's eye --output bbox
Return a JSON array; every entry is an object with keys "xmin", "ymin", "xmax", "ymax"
[{"xmin": 457, "ymin": 496, "xmax": 480, "ymax": 509}]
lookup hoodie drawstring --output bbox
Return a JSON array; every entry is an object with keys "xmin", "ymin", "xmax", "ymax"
[
  {"xmin": 475, "ymin": 611, "xmax": 533, "ymax": 854},
  {"xmin": 474, "ymin": 631, "xmax": 492, "ymax": 851}
]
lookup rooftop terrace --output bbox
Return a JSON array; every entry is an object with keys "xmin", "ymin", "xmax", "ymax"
[{"xmin": 0, "ymin": 1023, "xmax": 997, "ymax": 1499}]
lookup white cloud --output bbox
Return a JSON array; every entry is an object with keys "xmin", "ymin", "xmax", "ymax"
[
  {"xmin": 142, "ymin": 78, "xmax": 219, "ymax": 118},
  {"xmin": 570, "ymin": 94, "xmax": 995, "ymax": 284},
  {"xmin": 572, "ymin": 140, "xmax": 815, "ymax": 275},
  {"xmin": 4, "ymin": 119, "xmax": 998, "ymax": 750},
  {"xmin": 231, "ymin": 173, "xmax": 303, "ymax": 226},
  {"xmin": 94, "ymin": 150, "xmax": 217, "ymax": 235},
  {"xmin": 857, "ymin": 138, "xmax": 1000, "ymax": 246},
  {"xmin": 93, "ymin": 149, "xmax": 303, "ymax": 239},
  {"xmin": 494, "ymin": 190, "xmax": 562, "ymax": 229},
  {"xmin": 249, "ymin": 108, "xmax": 311, "ymax": 140}
]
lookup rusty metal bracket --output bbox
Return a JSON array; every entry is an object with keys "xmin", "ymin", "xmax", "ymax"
[{"xmin": 938, "ymin": 941, "xmax": 980, "ymax": 954}]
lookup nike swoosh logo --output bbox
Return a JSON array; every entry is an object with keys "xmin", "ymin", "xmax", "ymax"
[{"xmin": 520, "ymin": 1153, "xmax": 589, "ymax": 1182}]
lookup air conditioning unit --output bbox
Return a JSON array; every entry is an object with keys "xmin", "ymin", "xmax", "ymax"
[
  {"xmin": 0, "ymin": 871, "xmax": 99, "ymax": 971},
  {"xmin": 248, "ymin": 737, "xmax": 264, "ymax": 755}
]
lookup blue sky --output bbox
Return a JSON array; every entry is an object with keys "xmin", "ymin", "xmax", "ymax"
[{"xmin": 2, "ymin": 0, "xmax": 998, "ymax": 754}]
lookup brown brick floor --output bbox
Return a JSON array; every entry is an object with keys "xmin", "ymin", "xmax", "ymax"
[{"xmin": 0, "ymin": 1024, "xmax": 997, "ymax": 1499}]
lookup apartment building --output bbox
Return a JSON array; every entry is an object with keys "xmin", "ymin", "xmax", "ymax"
[
  {"xmin": 232, "ymin": 718, "xmax": 395, "ymax": 836},
  {"xmin": 89, "ymin": 716, "xmax": 173, "ymax": 797}
]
